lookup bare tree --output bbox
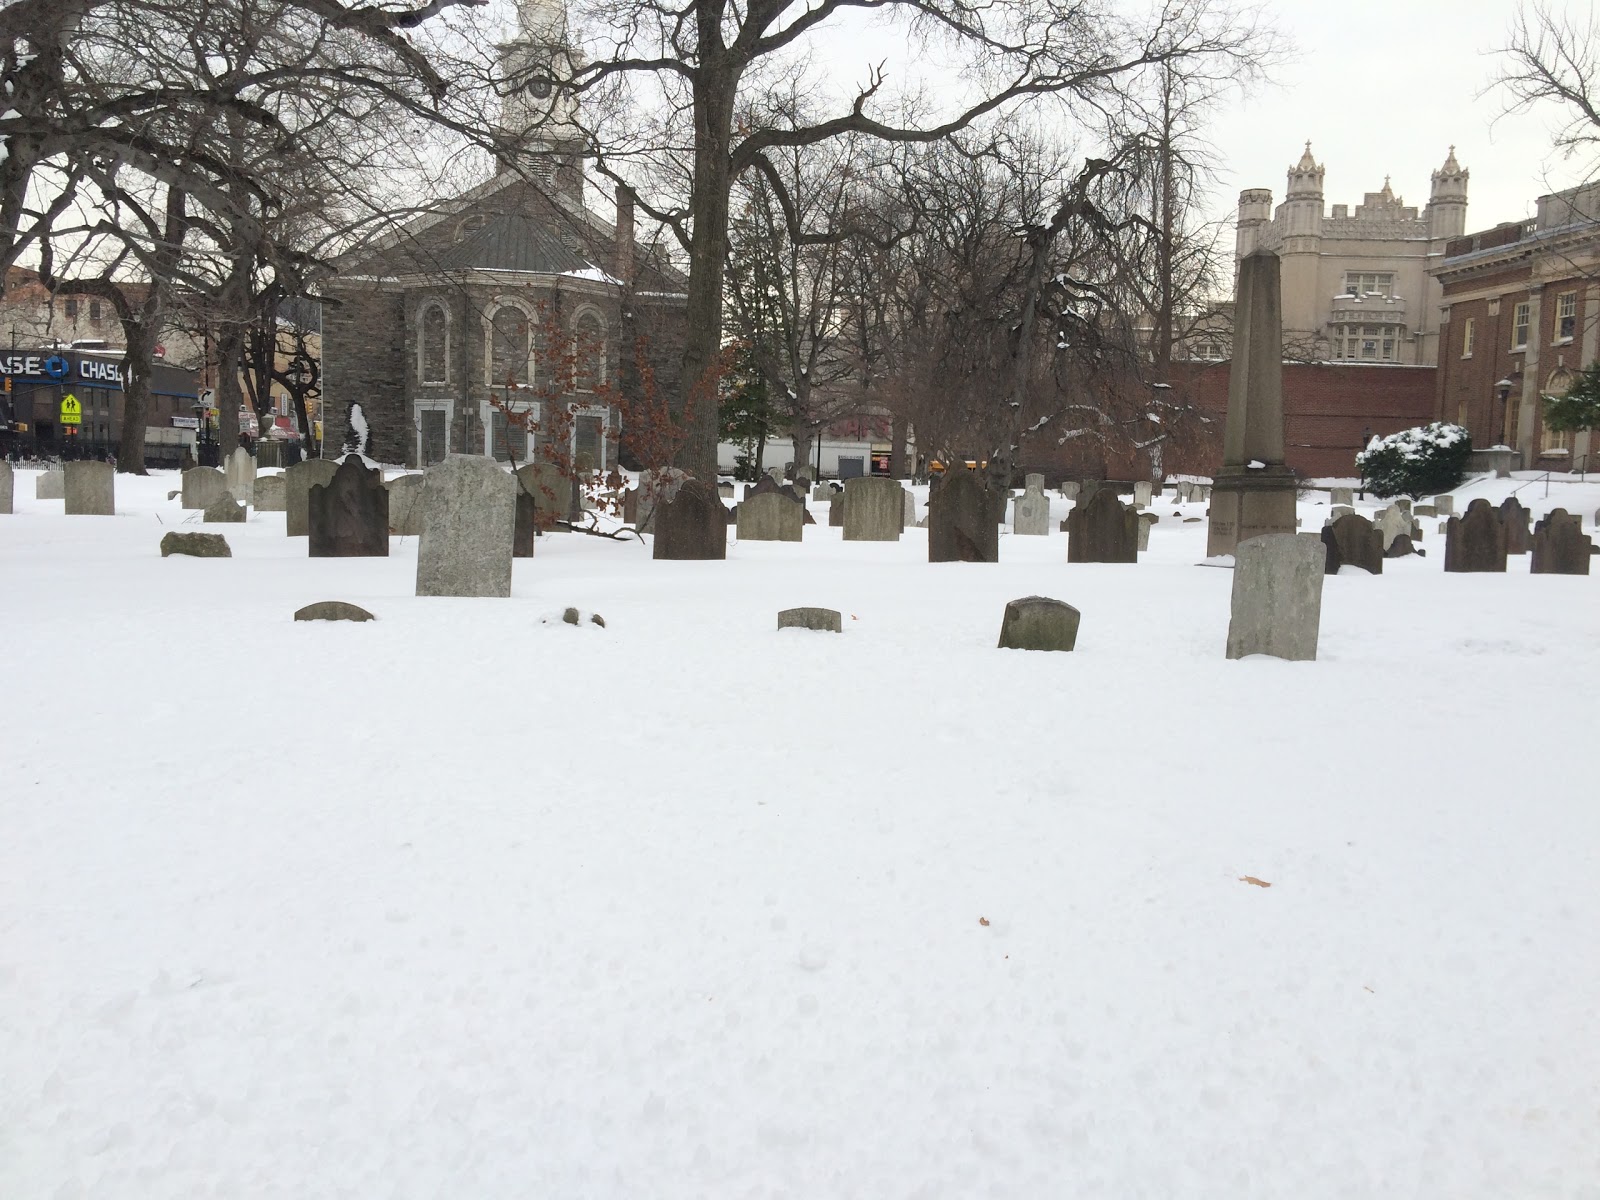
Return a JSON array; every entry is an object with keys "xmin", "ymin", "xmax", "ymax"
[{"xmin": 1495, "ymin": 2, "xmax": 1600, "ymax": 173}]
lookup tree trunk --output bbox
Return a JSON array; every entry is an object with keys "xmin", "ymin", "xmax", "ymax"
[
  {"xmin": 117, "ymin": 316, "xmax": 159, "ymax": 474},
  {"xmin": 215, "ymin": 325, "xmax": 243, "ymax": 456},
  {"xmin": 890, "ymin": 413, "xmax": 909, "ymax": 480}
]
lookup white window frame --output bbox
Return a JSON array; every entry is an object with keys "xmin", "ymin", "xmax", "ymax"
[
  {"xmin": 485, "ymin": 298, "xmax": 538, "ymax": 390},
  {"xmin": 1343, "ymin": 271, "xmax": 1395, "ymax": 299},
  {"xmin": 1461, "ymin": 316, "xmax": 1475, "ymax": 358},
  {"xmin": 1512, "ymin": 301, "xmax": 1531, "ymax": 350},
  {"xmin": 417, "ymin": 300, "xmax": 451, "ymax": 385},
  {"xmin": 413, "ymin": 398, "xmax": 454, "ymax": 466},
  {"xmin": 1556, "ymin": 291, "xmax": 1577, "ymax": 343},
  {"xmin": 571, "ymin": 306, "xmax": 608, "ymax": 392}
]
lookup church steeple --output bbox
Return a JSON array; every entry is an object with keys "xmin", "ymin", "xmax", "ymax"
[
  {"xmin": 496, "ymin": 0, "xmax": 582, "ymax": 182},
  {"xmin": 1427, "ymin": 145, "xmax": 1468, "ymax": 239}
]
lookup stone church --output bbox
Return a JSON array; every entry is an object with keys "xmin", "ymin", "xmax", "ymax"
[{"xmin": 320, "ymin": 0, "xmax": 686, "ymax": 470}]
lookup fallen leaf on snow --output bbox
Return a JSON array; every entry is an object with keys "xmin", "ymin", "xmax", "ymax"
[
  {"xmin": 1238, "ymin": 876, "xmax": 1272, "ymax": 888},
  {"xmin": 978, "ymin": 917, "xmax": 990, "ymax": 926}
]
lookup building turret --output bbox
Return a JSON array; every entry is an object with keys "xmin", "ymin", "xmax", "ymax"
[
  {"xmin": 496, "ymin": 0, "xmax": 585, "ymax": 198},
  {"xmin": 1235, "ymin": 188, "xmax": 1273, "ymax": 257},
  {"xmin": 1426, "ymin": 146, "xmax": 1469, "ymax": 240},
  {"xmin": 1279, "ymin": 142, "xmax": 1325, "ymax": 241}
]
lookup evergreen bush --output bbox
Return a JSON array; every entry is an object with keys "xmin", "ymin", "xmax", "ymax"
[{"xmin": 1355, "ymin": 422, "xmax": 1472, "ymax": 498}]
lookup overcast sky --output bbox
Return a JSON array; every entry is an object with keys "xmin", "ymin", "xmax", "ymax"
[{"xmin": 1200, "ymin": 0, "xmax": 1586, "ymax": 232}]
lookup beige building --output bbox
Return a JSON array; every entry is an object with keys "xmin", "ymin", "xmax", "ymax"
[{"xmin": 1234, "ymin": 144, "xmax": 1468, "ymax": 365}]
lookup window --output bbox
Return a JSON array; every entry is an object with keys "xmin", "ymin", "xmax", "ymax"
[
  {"xmin": 1332, "ymin": 323, "xmax": 1400, "ymax": 361},
  {"xmin": 488, "ymin": 305, "xmax": 532, "ymax": 387},
  {"xmin": 1461, "ymin": 317, "xmax": 1475, "ymax": 358},
  {"xmin": 1556, "ymin": 291, "xmax": 1577, "ymax": 341},
  {"xmin": 63, "ymin": 297, "xmax": 78, "ymax": 318},
  {"xmin": 89, "ymin": 300, "xmax": 102, "ymax": 322},
  {"xmin": 1194, "ymin": 341, "xmax": 1224, "ymax": 361},
  {"xmin": 1512, "ymin": 301, "xmax": 1531, "ymax": 349},
  {"xmin": 573, "ymin": 310, "xmax": 605, "ymax": 391},
  {"xmin": 419, "ymin": 304, "xmax": 449, "ymax": 383},
  {"xmin": 1343, "ymin": 272, "xmax": 1395, "ymax": 298}
]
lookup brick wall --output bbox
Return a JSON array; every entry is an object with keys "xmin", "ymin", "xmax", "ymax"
[{"xmin": 321, "ymin": 284, "xmax": 407, "ymax": 462}]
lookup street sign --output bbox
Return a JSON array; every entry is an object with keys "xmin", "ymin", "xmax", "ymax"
[{"xmin": 60, "ymin": 394, "xmax": 82, "ymax": 425}]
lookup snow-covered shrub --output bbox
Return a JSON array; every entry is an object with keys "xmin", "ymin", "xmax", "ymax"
[{"xmin": 1355, "ymin": 422, "xmax": 1472, "ymax": 498}]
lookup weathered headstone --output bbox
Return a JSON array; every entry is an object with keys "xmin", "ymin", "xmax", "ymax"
[
  {"xmin": 35, "ymin": 468, "xmax": 64, "ymax": 500},
  {"xmin": 1444, "ymin": 498, "xmax": 1508, "ymax": 573},
  {"xmin": 1329, "ymin": 505, "xmax": 1355, "ymax": 521},
  {"xmin": 1530, "ymin": 508, "xmax": 1592, "ymax": 575},
  {"xmin": 181, "ymin": 466, "xmax": 228, "ymax": 510},
  {"xmin": 1329, "ymin": 487, "xmax": 1354, "ymax": 506},
  {"xmin": 515, "ymin": 462, "xmax": 573, "ymax": 530},
  {"xmin": 1133, "ymin": 480, "xmax": 1153, "ymax": 509},
  {"xmin": 1375, "ymin": 505, "xmax": 1415, "ymax": 553},
  {"xmin": 1012, "ymin": 478, "xmax": 1051, "ymax": 536},
  {"xmin": 308, "ymin": 457, "xmax": 388, "ymax": 557},
  {"xmin": 843, "ymin": 476, "xmax": 904, "ymax": 542},
  {"xmin": 903, "ymin": 488, "xmax": 916, "ymax": 529},
  {"xmin": 1137, "ymin": 511, "xmax": 1158, "ymax": 551},
  {"xmin": 928, "ymin": 470, "xmax": 999, "ymax": 563},
  {"xmin": 415, "ymin": 455, "xmax": 517, "ymax": 597},
  {"xmin": 385, "ymin": 473, "xmax": 425, "ymax": 535},
  {"xmin": 1434, "ymin": 495, "xmax": 1455, "ymax": 516},
  {"xmin": 1226, "ymin": 533, "xmax": 1326, "ymax": 662},
  {"xmin": 294, "ymin": 601, "xmax": 375, "ymax": 622},
  {"xmin": 1414, "ymin": 504, "xmax": 1437, "ymax": 518},
  {"xmin": 1066, "ymin": 489, "xmax": 1138, "ymax": 563},
  {"xmin": 1498, "ymin": 497, "xmax": 1531, "ymax": 555},
  {"xmin": 0, "ymin": 461, "xmax": 11, "ymax": 514},
  {"xmin": 203, "ymin": 496, "xmax": 246, "ymax": 523},
  {"xmin": 1320, "ymin": 512, "xmax": 1383, "ymax": 575},
  {"xmin": 998, "ymin": 596, "xmax": 1080, "ymax": 652},
  {"xmin": 1207, "ymin": 250, "xmax": 1298, "ymax": 556},
  {"xmin": 737, "ymin": 491, "xmax": 804, "ymax": 541},
  {"xmin": 1384, "ymin": 534, "xmax": 1415, "ymax": 558},
  {"xmin": 653, "ymin": 479, "xmax": 728, "ymax": 560},
  {"xmin": 778, "ymin": 607, "xmax": 841, "ymax": 633},
  {"xmin": 224, "ymin": 446, "xmax": 256, "ymax": 505},
  {"xmin": 285, "ymin": 458, "xmax": 339, "ymax": 536},
  {"xmin": 1059, "ymin": 481, "xmax": 1080, "ymax": 503},
  {"xmin": 812, "ymin": 484, "xmax": 833, "ymax": 503},
  {"xmin": 64, "ymin": 461, "xmax": 114, "ymax": 515},
  {"xmin": 829, "ymin": 492, "xmax": 844, "ymax": 528},
  {"xmin": 253, "ymin": 474, "xmax": 286, "ymax": 512},
  {"xmin": 160, "ymin": 531, "xmax": 230, "ymax": 558},
  {"xmin": 628, "ymin": 468, "xmax": 687, "ymax": 532},
  {"xmin": 512, "ymin": 490, "xmax": 539, "ymax": 557},
  {"xmin": 717, "ymin": 482, "xmax": 736, "ymax": 499}
]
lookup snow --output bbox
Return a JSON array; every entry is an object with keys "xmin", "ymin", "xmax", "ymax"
[
  {"xmin": 3, "ymin": 467, "xmax": 1599, "ymax": 1197},
  {"xmin": 346, "ymin": 403, "xmax": 370, "ymax": 457},
  {"xmin": 562, "ymin": 266, "xmax": 623, "ymax": 285}
]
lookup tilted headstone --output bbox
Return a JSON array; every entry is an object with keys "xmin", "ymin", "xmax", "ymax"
[
  {"xmin": 737, "ymin": 492, "xmax": 803, "ymax": 542},
  {"xmin": 1226, "ymin": 533, "xmax": 1326, "ymax": 662},
  {"xmin": 181, "ymin": 466, "xmax": 228, "ymax": 511},
  {"xmin": 1066, "ymin": 489, "xmax": 1138, "ymax": 563},
  {"xmin": 1530, "ymin": 508, "xmax": 1592, "ymax": 575},
  {"xmin": 1443, "ymin": 498, "xmax": 1507, "ymax": 573},
  {"xmin": 1137, "ymin": 511, "xmax": 1158, "ymax": 552},
  {"xmin": 253, "ymin": 473, "xmax": 286, "ymax": 512},
  {"xmin": 1329, "ymin": 487, "xmax": 1353, "ymax": 506},
  {"xmin": 1498, "ymin": 497, "xmax": 1531, "ymax": 555},
  {"xmin": 927, "ymin": 470, "xmax": 998, "ymax": 563},
  {"xmin": 0, "ymin": 461, "xmax": 12, "ymax": 514},
  {"xmin": 385, "ymin": 473, "xmax": 425, "ymax": 535},
  {"xmin": 35, "ymin": 468, "xmax": 64, "ymax": 500},
  {"xmin": 203, "ymin": 496, "xmax": 246, "ymax": 523},
  {"xmin": 416, "ymin": 454, "xmax": 517, "ymax": 597},
  {"xmin": 997, "ymin": 596, "xmax": 1080, "ymax": 652},
  {"xmin": 63, "ymin": 461, "xmax": 114, "ymax": 515},
  {"xmin": 1012, "ymin": 479, "xmax": 1050, "ymax": 536},
  {"xmin": 1320, "ymin": 512, "xmax": 1383, "ymax": 575},
  {"xmin": 778, "ymin": 607, "xmax": 841, "ymax": 633},
  {"xmin": 515, "ymin": 462, "xmax": 573, "ymax": 530},
  {"xmin": 284, "ymin": 458, "xmax": 339, "ymax": 536},
  {"xmin": 843, "ymin": 476, "xmax": 904, "ymax": 542},
  {"xmin": 224, "ymin": 446, "xmax": 255, "ymax": 505},
  {"xmin": 652, "ymin": 479, "xmax": 728, "ymax": 560},
  {"xmin": 308, "ymin": 457, "xmax": 388, "ymax": 557},
  {"xmin": 1133, "ymin": 480, "xmax": 1153, "ymax": 509}
]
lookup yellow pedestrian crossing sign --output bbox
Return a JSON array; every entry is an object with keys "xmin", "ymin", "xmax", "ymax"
[{"xmin": 60, "ymin": 394, "xmax": 82, "ymax": 425}]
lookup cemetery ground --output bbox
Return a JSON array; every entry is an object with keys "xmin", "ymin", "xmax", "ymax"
[{"xmin": 3, "ymin": 466, "xmax": 1598, "ymax": 1198}]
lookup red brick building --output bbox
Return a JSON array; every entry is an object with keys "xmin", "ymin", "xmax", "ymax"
[{"xmin": 1431, "ymin": 181, "xmax": 1600, "ymax": 471}]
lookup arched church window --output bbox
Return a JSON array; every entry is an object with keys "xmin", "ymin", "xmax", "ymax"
[
  {"xmin": 574, "ymin": 310, "xmax": 605, "ymax": 392},
  {"xmin": 420, "ymin": 304, "xmax": 448, "ymax": 383},
  {"xmin": 455, "ymin": 213, "xmax": 489, "ymax": 242},
  {"xmin": 490, "ymin": 305, "xmax": 532, "ymax": 388}
]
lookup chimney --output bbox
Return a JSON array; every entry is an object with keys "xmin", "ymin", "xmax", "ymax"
[{"xmin": 615, "ymin": 184, "xmax": 635, "ymax": 286}]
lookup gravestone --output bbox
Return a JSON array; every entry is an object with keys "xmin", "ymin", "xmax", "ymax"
[
  {"xmin": 829, "ymin": 492, "xmax": 844, "ymax": 528},
  {"xmin": 513, "ymin": 491, "xmax": 538, "ymax": 557},
  {"xmin": 256, "ymin": 440, "xmax": 281, "ymax": 469},
  {"xmin": 653, "ymin": 479, "xmax": 728, "ymax": 560},
  {"xmin": 1320, "ymin": 512, "xmax": 1383, "ymax": 575},
  {"xmin": 1329, "ymin": 505, "xmax": 1355, "ymax": 521},
  {"xmin": 1207, "ymin": 249, "xmax": 1298, "ymax": 556},
  {"xmin": 903, "ymin": 489, "xmax": 916, "ymax": 529},
  {"xmin": 927, "ymin": 470, "xmax": 998, "ymax": 563},
  {"xmin": 1133, "ymin": 480, "xmax": 1153, "ymax": 509},
  {"xmin": 778, "ymin": 607, "xmax": 842, "ymax": 633},
  {"xmin": 843, "ymin": 476, "xmax": 904, "ymax": 542},
  {"xmin": 1078, "ymin": 479, "xmax": 1101, "ymax": 507},
  {"xmin": 182, "ymin": 466, "xmax": 228, "ymax": 511},
  {"xmin": 224, "ymin": 446, "xmax": 255, "ymax": 505},
  {"xmin": 160, "ymin": 531, "xmax": 230, "ymax": 557},
  {"xmin": 385, "ymin": 474, "xmax": 425, "ymax": 535},
  {"xmin": 308, "ymin": 456, "xmax": 388, "ymax": 557},
  {"xmin": 1059, "ymin": 481, "xmax": 1080, "ymax": 503},
  {"xmin": 295, "ymin": 601, "xmax": 375, "ymax": 622},
  {"xmin": 1137, "ymin": 512, "xmax": 1158, "ymax": 551},
  {"xmin": 1435, "ymin": 495, "xmax": 1455, "ymax": 516},
  {"xmin": 1329, "ymin": 487, "xmax": 1353, "ymax": 506},
  {"xmin": 1226, "ymin": 533, "xmax": 1326, "ymax": 662},
  {"xmin": 64, "ymin": 461, "xmax": 114, "ymax": 515},
  {"xmin": 515, "ymin": 462, "xmax": 573, "ymax": 529},
  {"xmin": 997, "ymin": 596, "xmax": 1080, "ymax": 652},
  {"xmin": 285, "ymin": 458, "xmax": 339, "ymax": 536},
  {"xmin": 0, "ymin": 461, "xmax": 11, "ymax": 514},
  {"xmin": 628, "ymin": 468, "xmax": 687, "ymax": 533},
  {"xmin": 35, "ymin": 468, "xmax": 64, "ymax": 500},
  {"xmin": 416, "ymin": 455, "xmax": 517, "ymax": 596},
  {"xmin": 1066, "ymin": 489, "xmax": 1138, "ymax": 563},
  {"xmin": 812, "ymin": 484, "xmax": 833, "ymax": 503},
  {"xmin": 1375, "ymin": 505, "xmax": 1415, "ymax": 553},
  {"xmin": 1012, "ymin": 477, "xmax": 1051, "ymax": 536},
  {"xmin": 253, "ymin": 474, "xmax": 286, "ymax": 512},
  {"xmin": 1530, "ymin": 509, "xmax": 1592, "ymax": 575},
  {"xmin": 737, "ymin": 492, "xmax": 804, "ymax": 542},
  {"xmin": 203, "ymin": 496, "xmax": 246, "ymax": 523},
  {"xmin": 718, "ymin": 482, "xmax": 736, "ymax": 499},
  {"xmin": 1384, "ymin": 534, "xmax": 1415, "ymax": 558},
  {"xmin": 1498, "ymin": 497, "xmax": 1531, "ymax": 555},
  {"xmin": 1414, "ymin": 504, "xmax": 1437, "ymax": 518},
  {"xmin": 1444, "ymin": 498, "xmax": 1508, "ymax": 573},
  {"xmin": 766, "ymin": 466, "xmax": 786, "ymax": 485}
]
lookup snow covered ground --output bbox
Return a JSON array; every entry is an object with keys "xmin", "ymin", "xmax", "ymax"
[{"xmin": 2, "ymin": 467, "xmax": 1598, "ymax": 1198}]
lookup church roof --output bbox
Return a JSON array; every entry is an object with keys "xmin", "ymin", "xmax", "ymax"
[{"xmin": 433, "ymin": 211, "xmax": 598, "ymax": 275}]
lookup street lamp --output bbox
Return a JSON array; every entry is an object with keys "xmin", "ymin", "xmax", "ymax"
[{"xmin": 1495, "ymin": 377, "xmax": 1515, "ymax": 447}]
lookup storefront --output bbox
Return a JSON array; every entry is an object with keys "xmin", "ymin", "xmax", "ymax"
[{"xmin": 0, "ymin": 349, "xmax": 200, "ymax": 464}]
